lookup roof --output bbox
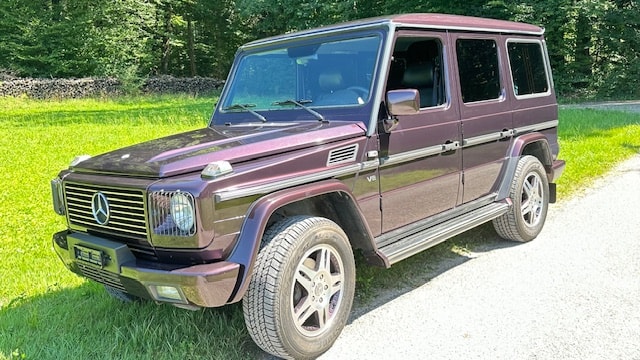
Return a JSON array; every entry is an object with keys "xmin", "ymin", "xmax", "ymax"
[
  {"xmin": 390, "ymin": 13, "xmax": 543, "ymax": 34},
  {"xmin": 243, "ymin": 13, "xmax": 545, "ymax": 49}
]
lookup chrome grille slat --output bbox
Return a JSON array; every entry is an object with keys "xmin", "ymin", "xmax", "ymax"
[
  {"xmin": 64, "ymin": 182, "xmax": 149, "ymax": 241},
  {"xmin": 73, "ymin": 222, "xmax": 148, "ymax": 236}
]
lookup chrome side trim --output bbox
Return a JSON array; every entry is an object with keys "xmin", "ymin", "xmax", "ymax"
[
  {"xmin": 214, "ymin": 120, "xmax": 559, "ymax": 202},
  {"xmin": 379, "ymin": 144, "xmax": 445, "ymax": 167},
  {"xmin": 514, "ymin": 120, "xmax": 558, "ymax": 134},
  {"xmin": 463, "ymin": 132, "xmax": 503, "ymax": 147},
  {"xmin": 215, "ymin": 141, "xmax": 456, "ymax": 202},
  {"xmin": 215, "ymin": 160, "xmax": 379, "ymax": 202},
  {"xmin": 462, "ymin": 120, "xmax": 559, "ymax": 148}
]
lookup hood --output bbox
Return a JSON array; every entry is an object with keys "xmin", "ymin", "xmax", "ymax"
[{"xmin": 71, "ymin": 121, "xmax": 367, "ymax": 177}]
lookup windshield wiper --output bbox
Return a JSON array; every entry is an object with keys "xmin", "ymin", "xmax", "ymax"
[
  {"xmin": 272, "ymin": 99, "xmax": 325, "ymax": 122},
  {"xmin": 222, "ymin": 103, "xmax": 267, "ymax": 123}
]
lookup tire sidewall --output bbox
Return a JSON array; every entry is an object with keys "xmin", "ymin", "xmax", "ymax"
[
  {"xmin": 278, "ymin": 220, "xmax": 355, "ymax": 358},
  {"xmin": 512, "ymin": 157, "xmax": 549, "ymax": 240}
]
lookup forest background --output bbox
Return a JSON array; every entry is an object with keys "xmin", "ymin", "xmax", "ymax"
[{"xmin": 0, "ymin": 0, "xmax": 638, "ymax": 99}]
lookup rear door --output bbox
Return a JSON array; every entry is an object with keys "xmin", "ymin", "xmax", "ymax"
[{"xmin": 450, "ymin": 34, "xmax": 513, "ymax": 203}]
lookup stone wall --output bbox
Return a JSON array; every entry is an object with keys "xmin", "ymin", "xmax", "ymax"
[{"xmin": 0, "ymin": 75, "xmax": 224, "ymax": 99}]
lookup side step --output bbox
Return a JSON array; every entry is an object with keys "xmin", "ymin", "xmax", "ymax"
[{"xmin": 378, "ymin": 201, "xmax": 510, "ymax": 265}]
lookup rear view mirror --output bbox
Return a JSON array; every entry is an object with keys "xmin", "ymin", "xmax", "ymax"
[{"xmin": 387, "ymin": 89, "xmax": 420, "ymax": 116}]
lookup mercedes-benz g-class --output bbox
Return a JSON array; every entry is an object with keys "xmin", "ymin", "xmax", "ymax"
[{"xmin": 52, "ymin": 13, "xmax": 565, "ymax": 359}]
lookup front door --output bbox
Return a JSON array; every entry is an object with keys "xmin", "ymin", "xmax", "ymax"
[{"xmin": 378, "ymin": 33, "xmax": 462, "ymax": 234}]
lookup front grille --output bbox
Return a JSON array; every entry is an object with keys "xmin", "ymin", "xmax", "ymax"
[
  {"xmin": 77, "ymin": 263, "xmax": 125, "ymax": 290},
  {"xmin": 64, "ymin": 182, "xmax": 149, "ymax": 241}
]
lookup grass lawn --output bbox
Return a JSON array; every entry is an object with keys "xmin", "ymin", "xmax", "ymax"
[{"xmin": 1, "ymin": 96, "xmax": 639, "ymax": 359}]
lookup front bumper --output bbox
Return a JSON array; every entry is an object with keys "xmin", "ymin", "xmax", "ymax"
[{"xmin": 53, "ymin": 231, "xmax": 240, "ymax": 308}]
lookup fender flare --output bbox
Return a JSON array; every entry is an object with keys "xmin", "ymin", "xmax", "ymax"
[
  {"xmin": 497, "ymin": 133, "xmax": 553, "ymax": 200},
  {"xmin": 225, "ymin": 179, "xmax": 377, "ymax": 303}
]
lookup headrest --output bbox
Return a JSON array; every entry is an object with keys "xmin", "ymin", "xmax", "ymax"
[
  {"xmin": 402, "ymin": 62, "xmax": 434, "ymax": 88},
  {"xmin": 406, "ymin": 40, "xmax": 438, "ymax": 62},
  {"xmin": 318, "ymin": 70, "xmax": 343, "ymax": 91}
]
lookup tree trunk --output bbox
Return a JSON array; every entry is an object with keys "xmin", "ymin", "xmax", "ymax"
[
  {"xmin": 187, "ymin": 17, "xmax": 196, "ymax": 76},
  {"xmin": 161, "ymin": 5, "xmax": 173, "ymax": 75}
]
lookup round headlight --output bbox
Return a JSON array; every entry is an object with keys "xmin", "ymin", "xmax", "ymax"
[{"xmin": 170, "ymin": 193, "xmax": 195, "ymax": 232}]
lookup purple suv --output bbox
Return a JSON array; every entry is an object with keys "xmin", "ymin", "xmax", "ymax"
[{"xmin": 52, "ymin": 13, "xmax": 565, "ymax": 359}]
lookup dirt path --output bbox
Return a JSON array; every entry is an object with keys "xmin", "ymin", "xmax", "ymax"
[{"xmin": 320, "ymin": 155, "xmax": 640, "ymax": 359}]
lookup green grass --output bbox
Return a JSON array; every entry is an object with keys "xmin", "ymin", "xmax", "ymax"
[
  {"xmin": 555, "ymin": 108, "xmax": 640, "ymax": 197},
  {"xmin": 0, "ymin": 95, "xmax": 260, "ymax": 359},
  {"xmin": 0, "ymin": 98, "xmax": 639, "ymax": 359}
]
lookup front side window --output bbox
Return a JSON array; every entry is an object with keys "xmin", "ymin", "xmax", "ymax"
[
  {"xmin": 220, "ymin": 35, "xmax": 381, "ymax": 113},
  {"xmin": 456, "ymin": 39, "xmax": 501, "ymax": 103},
  {"xmin": 387, "ymin": 37, "xmax": 446, "ymax": 108},
  {"xmin": 507, "ymin": 41, "xmax": 549, "ymax": 96}
]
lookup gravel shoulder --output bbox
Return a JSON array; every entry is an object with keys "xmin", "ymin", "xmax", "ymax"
[
  {"xmin": 560, "ymin": 99, "xmax": 640, "ymax": 113},
  {"xmin": 320, "ymin": 155, "xmax": 640, "ymax": 360}
]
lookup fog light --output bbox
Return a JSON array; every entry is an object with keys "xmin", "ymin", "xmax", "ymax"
[{"xmin": 149, "ymin": 285, "xmax": 186, "ymax": 303}]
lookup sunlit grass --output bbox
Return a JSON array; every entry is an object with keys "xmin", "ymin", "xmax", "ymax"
[
  {"xmin": 556, "ymin": 108, "xmax": 640, "ymax": 197},
  {"xmin": 1, "ymin": 97, "xmax": 639, "ymax": 359},
  {"xmin": 0, "ymin": 94, "xmax": 261, "ymax": 360}
]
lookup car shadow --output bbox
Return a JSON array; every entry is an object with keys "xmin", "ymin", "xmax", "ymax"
[{"xmin": 349, "ymin": 222, "xmax": 519, "ymax": 321}]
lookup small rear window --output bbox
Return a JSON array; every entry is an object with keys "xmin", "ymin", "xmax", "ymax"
[{"xmin": 507, "ymin": 41, "xmax": 549, "ymax": 96}]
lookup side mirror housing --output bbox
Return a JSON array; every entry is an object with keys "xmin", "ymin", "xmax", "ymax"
[{"xmin": 387, "ymin": 89, "xmax": 420, "ymax": 116}]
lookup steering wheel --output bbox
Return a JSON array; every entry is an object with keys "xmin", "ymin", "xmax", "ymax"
[{"xmin": 345, "ymin": 86, "xmax": 369, "ymax": 98}]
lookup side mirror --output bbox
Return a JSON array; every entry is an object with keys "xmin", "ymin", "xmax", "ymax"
[{"xmin": 387, "ymin": 89, "xmax": 420, "ymax": 116}]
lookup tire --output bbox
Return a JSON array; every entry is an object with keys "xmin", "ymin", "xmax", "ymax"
[
  {"xmin": 104, "ymin": 285, "xmax": 140, "ymax": 303},
  {"xmin": 243, "ymin": 216, "xmax": 356, "ymax": 360},
  {"xmin": 493, "ymin": 155, "xmax": 549, "ymax": 242}
]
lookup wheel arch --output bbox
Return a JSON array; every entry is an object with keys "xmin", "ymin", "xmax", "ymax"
[
  {"xmin": 497, "ymin": 133, "xmax": 554, "ymax": 200},
  {"xmin": 226, "ymin": 179, "xmax": 383, "ymax": 303}
]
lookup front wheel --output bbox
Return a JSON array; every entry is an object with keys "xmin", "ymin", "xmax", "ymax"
[
  {"xmin": 493, "ymin": 155, "xmax": 549, "ymax": 242},
  {"xmin": 243, "ymin": 216, "xmax": 356, "ymax": 360}
]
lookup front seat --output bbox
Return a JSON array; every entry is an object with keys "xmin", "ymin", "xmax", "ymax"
[
  {"xmin": 316, "ymin": 69, "xmax": 362, "ymax": 105},
  {"xmin": 402, "ymin": 61, "xmax": 435, "ymax": 108}
]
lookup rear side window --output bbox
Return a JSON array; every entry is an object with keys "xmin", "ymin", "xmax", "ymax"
[
  {"xmin": 507, "ymin": 41, "xmax": 549, "ymax": 96},
  {"xmin": 456, "ymin": 39, "xmax": 501, "ymax": 103}
]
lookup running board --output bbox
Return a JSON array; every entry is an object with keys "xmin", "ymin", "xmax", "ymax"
[{"xmin": 378, "ymin": 201, "xmax": 510, "ymax": 265}]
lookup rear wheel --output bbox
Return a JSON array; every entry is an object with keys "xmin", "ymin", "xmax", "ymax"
[
  {"xmin": 243, "ymin": 216, "xmax": 356, "ymax": 359},
  {"xmin": 493, "ymin": 155, "xmax": 549, "ymax": 242}
]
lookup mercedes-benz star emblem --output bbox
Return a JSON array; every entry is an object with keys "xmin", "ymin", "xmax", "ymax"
[{"xmin": 91, "ymin": 192, "xmax": 110, "ymax": 225}]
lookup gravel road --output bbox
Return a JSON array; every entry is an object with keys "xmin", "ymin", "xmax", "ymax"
[{"xmin": 320, "ymin": 154, "xmax": 640, "ymax": 360}]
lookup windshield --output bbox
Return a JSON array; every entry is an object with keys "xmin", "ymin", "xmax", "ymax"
[{"xmin": 220, "ymin": 35, "xmax": 382, "ymax": 114}]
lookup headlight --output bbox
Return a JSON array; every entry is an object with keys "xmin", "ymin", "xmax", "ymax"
[
  {"xmin": 149, "ymin": 191, "xmax": 196, "ymax": 236},
  {"xmin": 170, "ymin": 193, "xmax": 195, "ymax": 232}
]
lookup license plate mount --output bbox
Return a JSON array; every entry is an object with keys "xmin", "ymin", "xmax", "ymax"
[{"xmin": 74, "ymin": 245, "xmax": 107, "ymax": 267}]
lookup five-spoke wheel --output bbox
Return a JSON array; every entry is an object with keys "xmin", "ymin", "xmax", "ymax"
[
  {"xmin": 243, "ymin": 216, "xmax": 355, "ymax": 360},
  {"xmin": 493, "ymin": 155, "xmax": 550, "ymax": 242}
]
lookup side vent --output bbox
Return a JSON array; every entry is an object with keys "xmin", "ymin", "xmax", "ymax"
[{"xmin": 327, "ymin": 144, "xmax": 359, "ymax": 166}]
